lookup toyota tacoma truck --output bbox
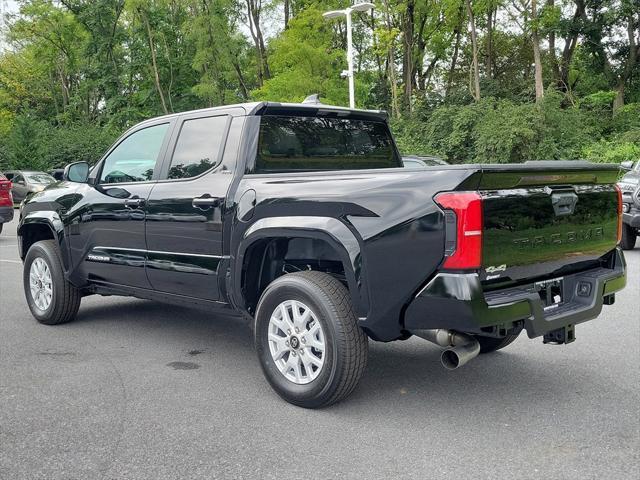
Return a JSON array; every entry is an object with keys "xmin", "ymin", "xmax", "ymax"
[
  {"xmin": 17, "ymin": 100, "xmax": 627, "ymax": 408},
  {"xmin": 619, "ymin": 160, "xmax": 639, "ymax": 250}
]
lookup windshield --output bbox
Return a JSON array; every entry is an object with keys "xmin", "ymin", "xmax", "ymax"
[
  {"xmin": 26, "ymin": 173, "xmax": 56, "ymax": 185},
  {"xmin": 254, "ymin": 115, "xmax": 401, "ymax": 173}
]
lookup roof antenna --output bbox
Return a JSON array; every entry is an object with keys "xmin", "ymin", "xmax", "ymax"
[{"xmin": 302, "ymin": 94, "xmax": 321, "ymax": 105}]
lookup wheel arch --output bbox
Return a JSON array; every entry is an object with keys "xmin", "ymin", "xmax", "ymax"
[
  {"xmin": 18, "ymin": 213, "xmax": 69, "ymax": 271},
  {"xmin": 232, "ymin": 217, "xmax": 367, "ymax": 318}
]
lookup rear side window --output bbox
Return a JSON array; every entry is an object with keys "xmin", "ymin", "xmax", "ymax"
[
  {"xmin": 167, "ymin": 116, "xmax": 228, "ymax": 179},
  {"xmin": 254, "ymin": 115, "xmax": 401, "ymax": 173}
]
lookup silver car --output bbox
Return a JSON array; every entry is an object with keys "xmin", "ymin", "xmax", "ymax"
[{"xmin": 3, "ymin": 171, "xmax": 57, "ymax": 204}]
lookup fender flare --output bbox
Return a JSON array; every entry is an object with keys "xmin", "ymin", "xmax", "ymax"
[
  {"xmin": 232, "ymin": 216, "xmax": 368, "ymax": 317},
  {"xmin": 17, "ymin": 212, "xmax": 70, "ymax": 271}
]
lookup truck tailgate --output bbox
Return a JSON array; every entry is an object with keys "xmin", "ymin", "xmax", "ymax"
[{"xmin": 477, "ymin": 164, "xmax": 620, "ymax": 283}]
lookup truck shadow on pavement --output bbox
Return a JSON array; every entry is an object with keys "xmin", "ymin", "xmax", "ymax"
[{"xmin": 70, "ymin": 297, "xmax": 606, "ymax": 415}]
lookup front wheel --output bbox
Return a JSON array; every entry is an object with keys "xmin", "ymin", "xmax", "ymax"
[
  {"xmin": 23, "ymin": 240, "xmax": 81, "ymax": 325},
  {"xmin": 620, "ymin": 223, "xmax": 637, "ymax": 250},
  {"xmin": 255, "ymin": 271, "xmax": 368, "ymax": 408}
]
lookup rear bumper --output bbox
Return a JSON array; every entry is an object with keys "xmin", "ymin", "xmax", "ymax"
[
  {"xmin": 404, "ymin": 248, "xmax": 627, "ymax": 338},
  {"xmin": 0, "ymin": 205, "xmax": 14, "ymax": 223}
]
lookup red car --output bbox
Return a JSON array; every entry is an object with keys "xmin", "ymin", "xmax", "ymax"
[{"xmin": 0, "ymin": 173, "xmax": 14, "ymax": 234}]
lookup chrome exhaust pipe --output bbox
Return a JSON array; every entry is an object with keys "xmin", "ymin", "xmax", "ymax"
[
  {"xmin": 412, "ymin": 329, "xmax": 481, "ymax": 370},
  {"xmin": 440, "ymin": 340, "xmax": 481, "ymax": 370}
]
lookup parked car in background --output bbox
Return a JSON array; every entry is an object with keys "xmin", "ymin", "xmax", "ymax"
[
  {"xmin": 3, "ymin": 171, "xmax": 56, "ymax": 204},
  {"xmin": 0, "ymin": 173, "xmax": 14, "ymax": 234},
  {"xmin": 49, "ymin": 169, "xmax": 65, "ymax": 181},
  {"xmin": 402, "ymin": 155, "xmax": 448, "ymax": 167},
  {"xmin": 619, "ymin": 160, "xmax": 639, "ymax": 249}
]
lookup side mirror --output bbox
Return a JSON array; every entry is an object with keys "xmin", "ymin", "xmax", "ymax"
[
  {"xmin": 620, "ymin": 160, "xmax": 635, "ymax": 171},
  {"xmin": 64, "ymin": 161, "xmax": 90, "ymax": 183}
]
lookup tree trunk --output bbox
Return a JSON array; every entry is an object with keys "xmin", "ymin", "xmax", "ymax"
[
  {"xmin": 246, "ymin": 0, "xmax": 270, "ymax": 86},
  {"xmin": 547, "ymin": 0, "xmax": 561, "ymax": 82},
  {"xmin": 233, "ymin": 61, "xmax": 250, "ymax": 100},
  {"xmin": 466, "ymin": 0, "xmax": 481, "ymax": 101},
  {"xmin": 613, "ymin": 14, "xmax": 639, "ymax": 111},
  {"xmin": 383, "ymin": 0, "xmax": 400, "ymax": 118},
  {"xmin": 284, "ymin": 0, "xmax": 289, "ymax": 29},
  {"xmin": 557, "ymin": 1, "xmax": 583, "ymax": 91},
  {"xmin": 402, "ymin": 0, "xmax": 415, "ymax": 110},
  {"xmin": 139, "ymin": 8, "xmax": 168, "ymax": 115},
  {"xmin": 446, "ymin": 5, "xmax": 464, "ymax": 97},
  {"xmin": 531, "ymin": 0, "xmax": 544, "ymax": 102},
  {"xmin": 485, "ymin": 6, "xmax": 493, "ymax": 79},
  {"xmin": 414, "ymin": 13, "xmax": 430, "ymax": 93}
]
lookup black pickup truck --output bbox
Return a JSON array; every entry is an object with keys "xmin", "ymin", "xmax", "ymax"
[
  {"xmin": 18, "ymin": 101, "xmax": 626, "ymax": 408},
  {"xmin": 619, "ymin": 160, "xmax": 640, "ymax": 250}
]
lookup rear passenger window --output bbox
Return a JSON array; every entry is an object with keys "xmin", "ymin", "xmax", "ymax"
[{"xmin": 168, "ymin": 116, "xmax": 228, "ymax": 179}]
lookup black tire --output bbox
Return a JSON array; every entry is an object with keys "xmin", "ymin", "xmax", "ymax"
[
  {"xmin": 23, "ymin": 240, "xmax": 81, "ymax": 325},
  {"xmin": 474, "ymin": 332, "xmax": 520, "ymax": 354},
  {"xmin": 620, "ymin": 223, "xmax": 637, "ymax": 250},
  {"xmin": 255, "ymin": 271, "xmax": 368, "ymax": 408},
  {"xmin": 0, "ymin": 223, "xmax": 3, "ymax": 234}
]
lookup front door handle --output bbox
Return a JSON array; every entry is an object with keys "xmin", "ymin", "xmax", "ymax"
[
  {"xmin": 124, "ymin": 197, "xmax": 145, "ymax": 209},
  {"xmin": 192, "ymin": 195, "xmax": 221, "ymax": 209}
]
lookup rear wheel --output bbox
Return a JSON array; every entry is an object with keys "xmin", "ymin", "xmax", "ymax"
[
  {"xmin": 0, "ymin": 223, "xmax": 3, "ymax": 234},
  {"xmin": 620, "ymin": 223, "xmax": 637, "ymax": 250},
  {"xmin": 474, "ymin": 332, "xmax": 520, "ymax": 354},
  {"xmin": 23, "ymin": 240, "xmax": 81, "ymax": 325},
  {"xmin": 255, "ymin": 271, "xmax": 368, "ymax": 408}
]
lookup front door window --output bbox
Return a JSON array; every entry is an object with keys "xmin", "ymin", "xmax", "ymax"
[{"xmin": 100, "ymin": 123, "xmax": 170, "ymax": 184}]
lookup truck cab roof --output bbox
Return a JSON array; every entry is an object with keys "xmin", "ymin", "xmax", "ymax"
[{"xmin": 135, "ymin": 101, "xmax": 388, "ymax": 129}]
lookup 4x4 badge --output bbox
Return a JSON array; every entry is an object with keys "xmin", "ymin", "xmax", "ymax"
[{"xmin": 486, "ymin": 264, "xmax": 507, "ymax": 274}]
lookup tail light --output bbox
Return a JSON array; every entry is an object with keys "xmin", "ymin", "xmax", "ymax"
[
  {"xmin": 615, "ymin": 184, "xmax": 622, "ymax": 243},
  {"xmin": 434, "ymin": 192, "xmax": 483, "ymax": 269},
  {"xmin": 0, "ymin": 180, "xmax": 12, "ymax": 207}
]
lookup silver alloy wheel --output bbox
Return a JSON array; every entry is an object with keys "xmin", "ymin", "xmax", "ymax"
[
  {"xmin": 29, "ymin": 257, "xmax": 53, "ymax": 312},
  {"xmin": 268, "ymin": 300, "xmax": 326, "ymax": 384}
]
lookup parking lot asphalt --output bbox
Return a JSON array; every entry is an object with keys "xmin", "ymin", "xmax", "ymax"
[{"xmin": 1, "ymin": 213, "xmax": 638, "ymax": 480}]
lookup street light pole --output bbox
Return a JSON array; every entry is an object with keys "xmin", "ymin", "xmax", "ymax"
[
  {"xmin": 323, "ymin": 3, "xmax": 375, "ymax": 109},
  {"xmin": 345, "ymin": 9, "xmax": 354, "ymax": 109}
]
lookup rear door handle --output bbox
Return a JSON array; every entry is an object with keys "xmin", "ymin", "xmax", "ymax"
[
  {"xmin": 192, "ymin": 195, "xmax": 221, "ymax": 209},
  {"xmin": 124, "ymin": 197, "xmax": 145, "ymax": 208}
]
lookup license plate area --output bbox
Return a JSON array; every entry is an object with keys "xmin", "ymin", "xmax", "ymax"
[{"xmin": 535, "ymin": 277, "xmax": 564, "ymax": 311}]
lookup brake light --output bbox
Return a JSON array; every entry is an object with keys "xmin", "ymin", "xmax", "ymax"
[
  {"xmin": 615, "ymin": 184, "xmax": 622, "ymax": 243},
  {"xmin": 0, "ymin": 180, "xmax": 12, "ymax": 207},
  {"xmin": 434, "ymin": 192, "xmax": 483, "ymax": 269}
]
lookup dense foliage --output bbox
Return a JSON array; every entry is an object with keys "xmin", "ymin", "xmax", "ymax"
[{"xmin": 0, "ymin": 0, "xmax": 638, "ymax": 170}]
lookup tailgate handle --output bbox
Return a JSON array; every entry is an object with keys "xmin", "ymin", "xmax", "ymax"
[{"xmin": 551, "ymin": 191, "xmax": 578, "ymax": 216}]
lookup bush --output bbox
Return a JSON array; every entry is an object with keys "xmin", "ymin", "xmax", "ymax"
[
  {"xmin": 581, "ymin": 140, "xmax": 640, "ymax": 164},
  {"xmin": 473, "ymin": 99, "xmax": 539, "ymax": 163},
  {"xmin": 0, "ymin": 114, "xmax": 117, "ymax": 171},
  {"xmin": 392, "ymin": 94, "xmax": 638, "ymax": 164},
  {"xmin": 39, "ymin": 124, "xmax": 117, "ymax": 168}
]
